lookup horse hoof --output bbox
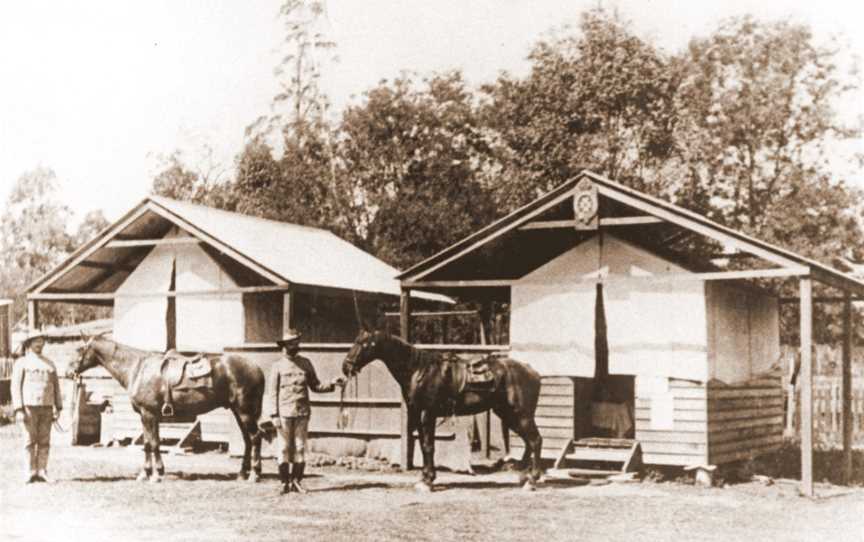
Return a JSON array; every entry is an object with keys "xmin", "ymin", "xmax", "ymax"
[
  {"xmin": 248, "ymin": 472, "xmax": 260, "ymax": 484},
  {"xmin": 414, "ymin": 481, "xmax": 433, "ymax": 493},
  {"xmin": 150, "ymin": 474, "xmax": 163, "ymax": 484},
  {"xmin": 136, "ymin": 472, "xmax": 149, "ymax": 483},
  {"xmin": 522, "ymin": 481, "xmax": 536, "ymax": 492}
]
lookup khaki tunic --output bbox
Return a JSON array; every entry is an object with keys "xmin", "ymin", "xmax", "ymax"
[{"xmin": 267, "ymin": 354, "xmax": 334, "ymax": 418}]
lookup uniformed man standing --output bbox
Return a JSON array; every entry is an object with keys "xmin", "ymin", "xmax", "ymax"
[
  {"xmin": 267, "ymin": 329, "xmax": 345, "ymax": 494},
  {"xmin": 11, "ymin": 333, "xmax": 63, "ymax": 484}
]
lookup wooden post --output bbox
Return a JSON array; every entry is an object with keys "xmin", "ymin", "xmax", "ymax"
[
  {"xmin": 27, "ymin": 299, "xmax": 39, "ymax": 332},
  {"xmin": 400, "ymin": 288, "xmax": 413, "ymax": 470},
  {"xmin": 842, "ymin": 294, "xmax": 853, "ymax": 485},
  {"xmin": 800, "ymin": 278, "xmax": 814, "ymax": 497}
]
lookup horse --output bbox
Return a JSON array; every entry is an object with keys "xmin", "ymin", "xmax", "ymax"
[
  {"xmin": 70, "ymin": 335, "xmax": 267, "ymax": 483},
  {"xmin": 342, "ymin": 329, "xmax": 543, "ymax": 491}
]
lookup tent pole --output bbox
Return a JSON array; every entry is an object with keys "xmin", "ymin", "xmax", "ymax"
[
  {"xmin": 800, "ymin": 278, "xmax": 814, "ymax": 497},
  {"xmin": 842, "ymin": 293, "xmax": 853, "ymax": 484},
  {"xmin": 400, "ymin": 288, "xmax": 413, "ymax": 470},
  {"xmin": 27, "ymin": 299, "xmax": 39, "ymax": 332}
]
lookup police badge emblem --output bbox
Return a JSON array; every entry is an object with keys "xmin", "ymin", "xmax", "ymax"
[{"xmin": 572, "ymin": 178, "xmax": 598, "ymax": 230}]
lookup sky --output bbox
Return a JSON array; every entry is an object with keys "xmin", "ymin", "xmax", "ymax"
[{"xmin": 0, "ymin": 0, "xmax": 862, "ymax": 225}]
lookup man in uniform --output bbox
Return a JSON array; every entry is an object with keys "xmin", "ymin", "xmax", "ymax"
[
  {"xmin": 11, "ymin": 332, "xmax": 63, "ymax": 484},
  {"xmin": 267, "ymin": 329, "xmax": 345, "ymax": 494}
]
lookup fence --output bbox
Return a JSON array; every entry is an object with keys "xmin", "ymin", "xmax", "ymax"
[
  {"xmin": 779, "ymin": 345, "xmax": 864, "ymax": 447},
  {"xmin": 0, "ymin": 357, "xmax": 14, "ymax": 405}
]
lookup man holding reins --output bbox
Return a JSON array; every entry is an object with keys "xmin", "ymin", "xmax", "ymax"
[
  {"xmin": 265, "ymin": 329, "xmax": 345, "ymax": 494},
  {"xmin": 11, "ymin": 332, "xmax": 63, "ymax": 484}
]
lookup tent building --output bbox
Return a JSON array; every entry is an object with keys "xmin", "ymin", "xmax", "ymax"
[
  {"xmin": 26, "ymin": 196, "xmax": 446, "ymax": 462},
  {"xmin": 397, "ymin": 170, "xmax": 863, "ymax": 495}
]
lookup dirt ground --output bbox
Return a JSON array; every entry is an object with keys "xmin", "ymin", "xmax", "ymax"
[{"xmin": 1, "ymin": 425, "xmax": 862, "ymax": 542}]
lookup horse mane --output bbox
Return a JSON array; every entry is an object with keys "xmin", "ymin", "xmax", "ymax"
[{"xmin": 94, "ymin": 337, "xmax": 159, "ymax": 362}]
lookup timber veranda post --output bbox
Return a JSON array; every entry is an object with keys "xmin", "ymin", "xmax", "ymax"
[
  {"xmin": 800, "ymin": 278, "xmax": 814, "ymax": 497},
  {"xmin": 842, "ymin": 293, "xmax": 853, "ymax": 484},
  {"xmin": 27, "ymin": 299, "xmax": 40, "ymax": 334},
  {"xmin": 400, "ymin": 288, "xmax": 413, "ymax": 470}
]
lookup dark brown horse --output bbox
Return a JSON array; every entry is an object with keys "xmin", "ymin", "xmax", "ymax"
[
  {"xmin": 342, "ymin": 330, "xmax": 543, "ymax": 491},
  {"xmin": 70, "ymin": 335, "xmax": 266, "ymax": 483}
]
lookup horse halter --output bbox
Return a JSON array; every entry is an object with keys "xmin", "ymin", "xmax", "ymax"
[{"xmin": 75, "ymin": 337, "xmax": 115, "ymax": 377}]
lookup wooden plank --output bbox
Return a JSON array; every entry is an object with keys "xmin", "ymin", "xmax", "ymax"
[
  {"xmin": 639, "ymin": 440, "xmax": 708, "ymax": 455},
  {"xmin": 403, "ymin": 279, "xmax": 515, "ymax": 288},
  {"xmin": 535, "ymin": 416, "xmax": 575, "ymax": 429},
  {"xmin": 707, "ymin": 407, "xmax": 785, "ymax": 422},
  {"xmin": 634, "ymin": 430, "xmax": 708, "ymax": 444},
  {"xmin": 635, "ymin": 419, "xmax": 707, "ymax": 432},
  {"xmin": 519, "ymin": 216, "xmax": 664, "ymax": 230},
  {"xmin": 709, "ymin": 426, "xmax": 784, "ymax": 445},
  {"xmin": 710, "ymin": 442, "xmax": 783, "ymax": 465},
  {"xmin": 643, "ymin": 452, "xmax": 708, "ymax": 466},
  {"xmin": 105, "ymin": 237, "xmax": 201, "ymax": 248},
  {"xmin": 635, "ymin": 398, "xmax": 706, "ymax": 411},
  {"xmin": 31, "ymin": 284, "xmax": 291, "ymax": 301},
  {"xmin": 711, "ymin": 432, "xmax": 784, "ymax": 454},
  {"xmin": 538, "ymin": 395, "xmax": 577, "ymax": 407},
  {"xmin": 707, "ymin": 415, "xmax": 784, "ymax": 433},
  {"xmin": 707, "ymin": 388, "xmax": 783, "ymax": 399},
  {"xmin": 635, "ymin": 407, "xmax": 707, "ymax": 422},
  {"xmin": 536, "ymin": 406, "xmax": 578, "ymax": 418},
  {"xmin": 800, "ymin": 278, "xmax": 814, "ymax": 497},
  {"xmin": 707, "ymin": 397, "xmax": 785, "ymax": 411}
]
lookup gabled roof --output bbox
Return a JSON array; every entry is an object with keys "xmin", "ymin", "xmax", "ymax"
[
  {"xmin": 28, "ymin": 196, "xmax": 446, "ymax": 301},
  {"xmin": 399, "ymin": 170, "xmax": 864, "ymax": 297}
]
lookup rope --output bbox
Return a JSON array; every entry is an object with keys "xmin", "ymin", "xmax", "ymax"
[{"xmin": 53, "ymin": 375, "xmax": 80, "ymax": 434}]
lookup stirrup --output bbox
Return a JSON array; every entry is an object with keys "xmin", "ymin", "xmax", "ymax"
[{"xmin": 161, "ymin": 403, "xmax": 175, "ymax": 417}]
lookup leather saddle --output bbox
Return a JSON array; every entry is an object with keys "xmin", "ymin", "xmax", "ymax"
[
  {"xmin": 450, "ymin": 354, "xmax": 497, "ymax": 394},
  {"xmin": 160, "ymin": 350, "xmax": 212, "ymax": 417}
]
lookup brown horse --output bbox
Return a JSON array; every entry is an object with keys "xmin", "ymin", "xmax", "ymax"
[
  {"xmin": 70, "ymin": 335, "xmax": 266, "ymax": 483},
  {"xmin": 342, "ymin": 330, "xmax": 543, "ymax": 491}
]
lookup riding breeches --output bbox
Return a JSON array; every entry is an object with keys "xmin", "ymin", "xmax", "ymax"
[
  {"xmin": 277, "ymin": 416, "xmax": 309, "ymax": 464},
  {"xmin": 20, "ymin": 406, "xmax": 53, "ymax": 477}
]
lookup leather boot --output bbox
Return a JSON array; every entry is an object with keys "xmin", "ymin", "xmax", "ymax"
[
  {"xmin": 278, "ymin": 462, "xmax": 292, "ymax": 494},
  {"xmin": 291, "ymin": 462, "xmax": 307, "ymax": 494}
]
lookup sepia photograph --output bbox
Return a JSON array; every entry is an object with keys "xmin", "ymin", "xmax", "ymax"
[{"xmin": 0, "ymin": 1, "xmax": 862, "ymax": 540}]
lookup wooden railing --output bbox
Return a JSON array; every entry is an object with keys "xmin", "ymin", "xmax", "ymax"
[{"xmin": 779, "ymin": 345, "xmax": 864, "ymax": 447}]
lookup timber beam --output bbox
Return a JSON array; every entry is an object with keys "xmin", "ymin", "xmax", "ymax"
[
  {"xmin": 105, "ymin": 237, "xmax": 201, "ymax": 248},
  {"xmin": 79, "ymin": 260, "xmax": 136, "ymax": 273},
  {"xmin": 403, "ymin": 267, "xmax": 808, "ymax": 289},
  {"xmin": 519, "ymin": 216, "xmax": 664, "ymax": 230}
]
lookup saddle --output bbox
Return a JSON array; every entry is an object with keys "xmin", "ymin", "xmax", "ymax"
[
  {"xmin": 160, "ymin": 350, "xmax": 213, "ymax": 417},
  {"xmin": 450, "ymin": 354, "xmax": 497, "ymax": 394}
]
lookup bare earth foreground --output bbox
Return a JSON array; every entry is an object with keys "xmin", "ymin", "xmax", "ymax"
[{"xmin": 1, "ymin": 425, "xmax": 862, "ymax": 542}]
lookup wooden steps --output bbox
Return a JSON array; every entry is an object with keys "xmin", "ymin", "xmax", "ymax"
[{"xmin": 554, "ymin": 437, "xmax": 643, "ymax": 474}]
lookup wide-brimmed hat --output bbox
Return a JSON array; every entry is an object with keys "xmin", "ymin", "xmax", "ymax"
[
  {"xmin": 23, "ymin": 331, "xmax": 47, "ymax": 345},
  {"xmin": 276, "ymin": 329, "xmax": 302, "ymax": 347}
]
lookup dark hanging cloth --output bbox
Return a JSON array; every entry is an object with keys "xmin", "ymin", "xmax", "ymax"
[{"xmin": 593, "ymin": 283, "xmax": 609, "ymax": 399}]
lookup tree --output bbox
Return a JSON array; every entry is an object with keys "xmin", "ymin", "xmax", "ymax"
[
  {"xmin": 150, "ymin": 149, "xmax": 235, "ymax": 209},
  {"xmin": 246, "ymin": 0, "xmax": 337, "ymax": 147},
  {"xmin": 0, "ymin": 168, "xmax": 75, "ymax": 324},
  {"xmin": 75, "ymin": 210, "xmax": 110, "ymax": 245},
  {"xmin": 672, "ymin": 16, "xmax": 861, "ymax": 233},
  {"xmin": 481, "ymin": 8, "xmax": 679, "ymax": 209},
  {"xmin": 338, "ymin": 72, "xmax": 498, "ymax": 268}
]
